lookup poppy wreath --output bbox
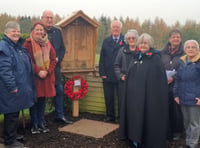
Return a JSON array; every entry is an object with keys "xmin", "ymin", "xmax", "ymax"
[{"xmin": 64, "ymin": 76, "xmax": 88, "ymax": 100}]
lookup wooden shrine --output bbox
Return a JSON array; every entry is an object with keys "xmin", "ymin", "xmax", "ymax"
[
  {"xmin": 56, "ymin": 10, "xmax": 100, "ymax": 78},
  {"xmin": 56, "ymin": 10, "xmax": 100, "ymax": 117}
]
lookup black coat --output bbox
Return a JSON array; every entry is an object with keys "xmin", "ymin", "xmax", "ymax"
[
  {"xmin": 161, "ymin": 42, "xmax": 184, "ymax": 90},
  {"xmin": 47, "ymin": 26, "xmax": 65, "ymax": 85},
  {"xmin": 114, "ymin": 45, "xmax": 137, "ymax": 81},
  {"xmin": 119, "ymin": 49, "xmax": 168, "ymax": 147},
  {"xmin": 99, "ymin": 35, "xmax": 125, "ymax": 82},
  {"xmin": 161, "ymin": 42, "xmax": 184, "ymax": 71}
]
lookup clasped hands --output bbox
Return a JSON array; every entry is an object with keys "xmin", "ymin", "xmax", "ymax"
[{"xmin": 38, "ymin": 70, "xmax": 48, "ymax": 79}]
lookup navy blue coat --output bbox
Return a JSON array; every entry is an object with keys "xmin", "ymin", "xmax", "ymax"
[
  {"xmin": 173, "ymin": 54, "xmax": 200, "ymax": 106},
  {"xmin": 47, "ymin": 26, "xmax": 65, "ymax": 85},
  {"xmin": 0, "ymin": 35, "xmax": 36, "ymax": 114},
  {"xmin": 99, "ymin": 34, "xmax": 125, "ymax": 82}
]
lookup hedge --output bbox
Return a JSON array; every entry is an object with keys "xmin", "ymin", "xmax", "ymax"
[{"xmin": 0, "ymin": 32, "xmax": 29, "ymax": 41}]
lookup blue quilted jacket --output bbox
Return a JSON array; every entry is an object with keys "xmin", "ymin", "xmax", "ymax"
[{"xmin": 0, "ymin": 35, "xmax": 36, "ymax": 113}]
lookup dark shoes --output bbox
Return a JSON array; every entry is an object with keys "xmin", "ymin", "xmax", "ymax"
[
  {"xmin": 31, "ymin": 126, "xmax": 40, "ymax": 134},
  {"xmin": 5, "ymin": 140, "xmax": 24, "ymax": 148},
  {"xmin": 55, "ymin": 117, "xmax": 72, "ymax": 124},
  {"xmin": 38, "ymin": 124, "xmax": 50, "ymax": 133},
  {"xmin": 16, "ymin": 134, "xmax": 24, "ymax": 141}
]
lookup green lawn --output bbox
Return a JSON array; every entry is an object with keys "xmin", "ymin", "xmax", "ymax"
[{"xmin": 95, "ymin": 54, "xmax": 100, "ymax": 64}]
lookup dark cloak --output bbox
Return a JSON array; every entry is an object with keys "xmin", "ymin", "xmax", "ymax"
[{"xmin": 119, "ymin": 49, "xmax": 169, "ymax": 148}]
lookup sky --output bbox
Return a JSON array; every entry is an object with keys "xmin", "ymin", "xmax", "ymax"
[{"xmin": 1, "ymin": 0, "xmax": 200, "ymax": 25}]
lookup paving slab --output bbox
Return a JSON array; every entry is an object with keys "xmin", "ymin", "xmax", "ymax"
[{"xmin": 58, "ymin": 119, "xmax": 119, "ymax": 138}]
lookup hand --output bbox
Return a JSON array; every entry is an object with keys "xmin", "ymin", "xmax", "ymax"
[
  {"xmin": 10, "ymin": 89, "xmax": 18, "ymax": 93},
  {"xmin": 121, "ymin": 75, "xmax": 126, "ymax": 81},
  {"xmin": 101, "ymin": 76, "xmax": 107, "ymax": 79},
  {"xmin": 195, "ymin": 97, "xmax": 200, "ymax": 105},
  {"xmin": 168, "ymin": 77, "xmax": 174, "ymax": 84},
  {"xmin": 38, "ymin": 70, "xmax": 48, "ymax": 79},
  {"xmin": 174, "ymin": 97, "xmax": 180, "ymax": 104}
]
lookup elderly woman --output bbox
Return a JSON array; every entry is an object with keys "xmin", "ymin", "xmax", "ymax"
[
  {"xmin": 161, "ymin": 28, "xmax": 184, "ymax": 140},
  {"xmin": 121, "ymin": 33, "xmax": 168, "ymax": 148},
  {"xmin": 114, "ymin": 29, "xmax": 139, "ymax": 124},
  {"xmin": 0, "ymin": 21, "xmax": 36, "ymax": 147},
  {"xmin": 173, "ymin": 40, "xmax": 200, "ymax": 148},
  {"xmin": 24, "ymin": 22, "xmax": 57, "ymax": 134}
]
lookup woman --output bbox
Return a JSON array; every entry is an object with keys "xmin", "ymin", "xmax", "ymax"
[
  {"xmin": 24, "ymin": 22, "xmax": 57, "ymax": 134},
  {"xmin": 121, "ymin": 33, "xmax": 168, "ymax": 148},
  {"xmin": 114, "ymin": 29, "xmax": 139, "ymax": 122},
  {"xmin": 0, "ymin": 21, "xmax": 36, "ymax": 147},
  {"xmin": 161, "ymin": 28, "xmax": 184, "ymax": 140},
  {"xmin": 173, "ymin": 40, "xmax": 200, "ymax": 148}
]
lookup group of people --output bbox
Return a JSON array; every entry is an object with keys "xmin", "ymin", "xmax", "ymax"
[
  {"xmin": 1, "ymin": 12, "xmax": 200, "ymax": 148},
  {"xmin": 99, "ymin": 20, "xmax": 200, "ymax": 148},
  {"xmin": 0, "ymin": 10, "xmax": 72, "ymax": 148}
]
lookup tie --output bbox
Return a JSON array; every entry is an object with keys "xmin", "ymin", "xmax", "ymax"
[{"xmin": 114, "ymin": 38, "xmax": 118, "ymax": 43}]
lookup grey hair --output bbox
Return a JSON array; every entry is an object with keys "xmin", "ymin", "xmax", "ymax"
[
  {"xmin": 4, "ymin": 21, "xmax": 20, "ymax": 33},
  {"xmin": 169, "ymin": 28, "xmax": 182, "ymax": 38},
  {"xmin": 124, "ymin": 29, "xmax": 139, "ymax": 44},
  {"xmin": 110, "ymin": 20, "xmax": 123, "ymax": 28},
  {"xmin": 137, "ymin": 33, "xmax": 154, "ymax": 48},
  {"xmin": 184, "ymin": 40, "xmax": 199, "ymax": 51}
]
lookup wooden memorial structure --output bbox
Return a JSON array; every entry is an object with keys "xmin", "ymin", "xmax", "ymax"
[{"xmin": 56, "ymin": 10, "xmax": 100, "ymax": 117}]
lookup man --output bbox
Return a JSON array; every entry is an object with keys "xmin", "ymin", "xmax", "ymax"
[
  {"xmin": 41, "ymin": 10, "xmax": 72, "ymax": 124},
  {"xmin": 99, "ymin": 20, "xmax": 124, "ymax": 122},
  {"xmin": 0, "ymin": 21, "xmax": 36, "ymax": 148}
]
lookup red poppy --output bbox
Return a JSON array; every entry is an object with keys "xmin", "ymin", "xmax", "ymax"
[{"xmin": 146, "ymin": 52, "xmax": 152, "ymax": 56}]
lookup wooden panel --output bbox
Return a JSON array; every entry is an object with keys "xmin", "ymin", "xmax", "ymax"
[
  {"xmin": 60, "ymin": 17, "xmax": 97, "ymax": 73},
  {"xmin": 79, "ymin": 74, "xmax": 106, "ymax": 114}
]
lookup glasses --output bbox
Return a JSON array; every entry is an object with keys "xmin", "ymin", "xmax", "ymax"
[
  {"xmin": 127, "ymin": 37, "xmax": 136, "ymax": 40},
  {"xmin": 185, "ymin": 46, "xmax": 197, "ymax": 49},
  {"xmin": 44, "ymin": 16, "xmax": 53, "ymax": 20}
]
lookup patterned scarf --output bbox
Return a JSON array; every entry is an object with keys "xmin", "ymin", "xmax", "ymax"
[
  {"xmin": 167, "ymin": 45, "xmax": 179, "ymax": 55},
  {"xmin": 30, "ymin": 32, "xmax": 51, "ymax": 70}
]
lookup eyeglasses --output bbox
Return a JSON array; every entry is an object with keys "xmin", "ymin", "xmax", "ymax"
[
  {"xmin": 44, "ymin": 16, "xmax": 53, "ymax": 20},
  {"xmin": 185, "ymin": 46, "xmax": 197, "ymax": 49},
  {"xmin": 127, "ymin": 37, "xmax": 136, "ymax": 40}
]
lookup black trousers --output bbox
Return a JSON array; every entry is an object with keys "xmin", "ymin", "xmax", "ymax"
[
  {"xmin": 4, "ymin": 112, "xmax": 19, "ymax": 145},
  {"xmin": 103, "ymin": 81, "xmax": 119, "ymax": 120}
]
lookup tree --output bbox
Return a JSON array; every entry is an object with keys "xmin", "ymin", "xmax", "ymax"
[{"xmin": 19, "ymin": 16, "xmax": 32, "ymax": 34}]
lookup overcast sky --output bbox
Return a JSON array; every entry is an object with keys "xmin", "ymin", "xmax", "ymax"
[{"xmin": 1, "ymin": 0, "xmax": 200, "ymax": 25}]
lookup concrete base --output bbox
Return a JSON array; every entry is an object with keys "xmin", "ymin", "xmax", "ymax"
[{"xmin": 59, "ymin": 119, "xmax": 119, "ymax": 138}]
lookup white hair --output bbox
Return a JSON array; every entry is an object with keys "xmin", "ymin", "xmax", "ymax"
[{"xmin": 184, "ymin": 40, "xmax": 199, "ymax": 51}]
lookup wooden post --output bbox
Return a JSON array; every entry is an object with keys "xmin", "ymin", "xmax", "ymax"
[{"xmin": 72, "ymin": 86, "xmax": 80, "ymax": 117}]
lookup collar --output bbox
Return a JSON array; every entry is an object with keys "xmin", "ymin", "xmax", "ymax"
[
  {"xmin": 180, "ymin": 52, "xmax": 200, "ymax": 64},
  {"xmin": 112, "ymin": 35, "xmax": 120, "ymax": 40}
]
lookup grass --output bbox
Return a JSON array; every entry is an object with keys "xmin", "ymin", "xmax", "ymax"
[{"xmin": 95, "ymin": 54, "xmax": 100, "ymax": 64}]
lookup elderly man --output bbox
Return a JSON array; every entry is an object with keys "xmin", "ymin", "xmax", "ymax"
[
  {"xmin": 41, "ymin": 10, "xmax": 72, "ymax": 124},
  {"xmin": 0, "ymin": 21, "xmax": 36, "ymax": 148},
  {"xmin": 99, "ymin": 20, "xmax": 125, "ymax": 123}
]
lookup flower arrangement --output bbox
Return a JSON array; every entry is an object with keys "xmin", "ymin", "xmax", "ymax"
[{"xmin": 64, "ymin": 76, "xmax": 88, "ymax": 100}]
